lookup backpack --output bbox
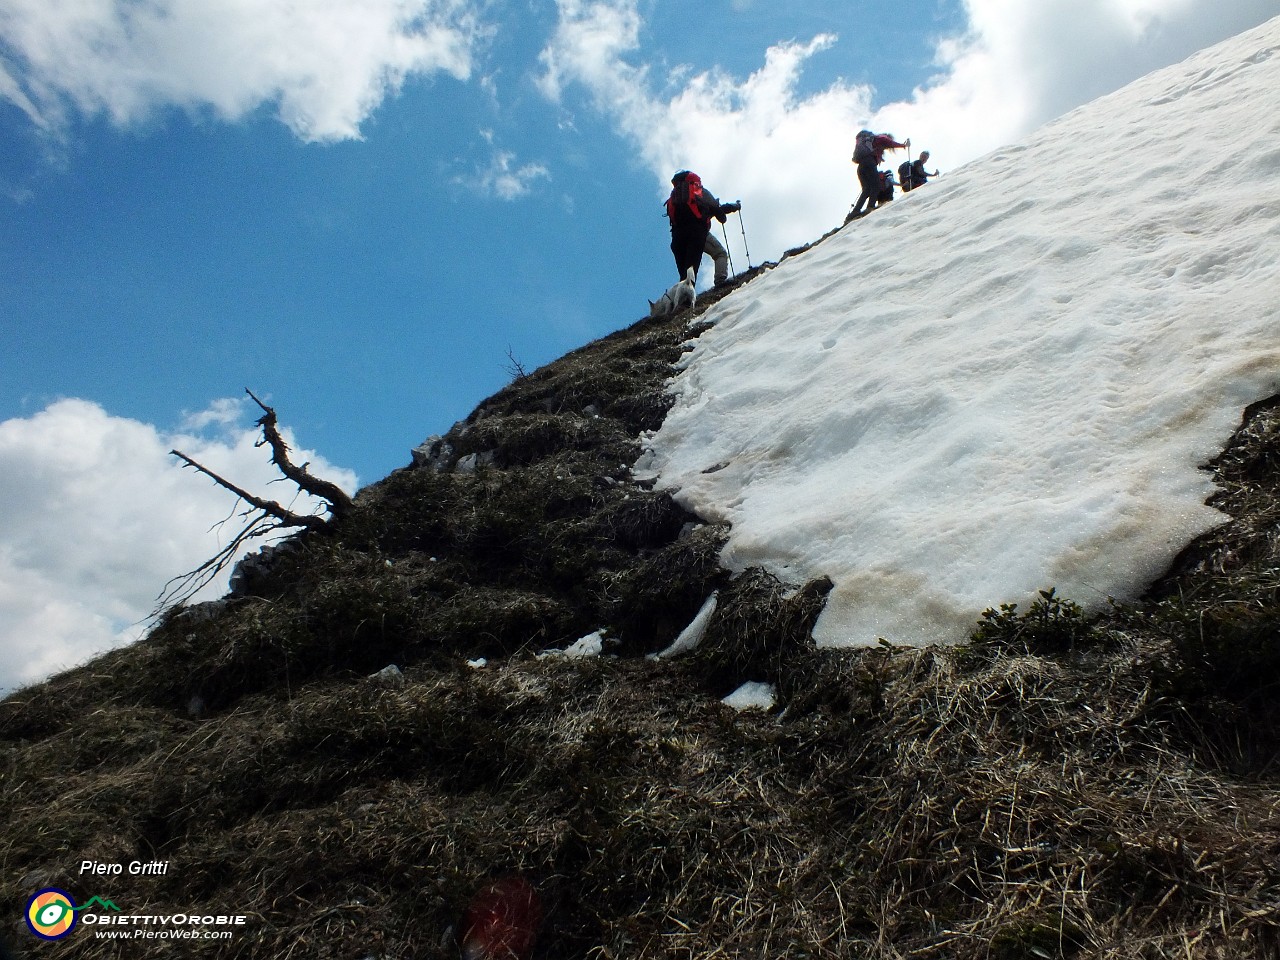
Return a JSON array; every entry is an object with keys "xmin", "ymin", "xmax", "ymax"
[
  {"xmin": 666, "ymin": 171, "xmax": 707, "ymax": 223},
  {"xmin": 897, "ymin": 160, "xmax": 913, "ymax": 192},
  {"xmin": 852, "ymin": 130, "xmax": 875, "ymax": 164},
  {"xmin": 878, "ymin": 172, "xmax": 895, "ymax": 203}
]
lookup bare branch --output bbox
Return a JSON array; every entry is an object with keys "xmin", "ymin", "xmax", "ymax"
[
  {"xmin": 246, "ymin": 389, "xmax": 353, "ymax": 520},
  {"xmin": 158, "ymin": 390, "xmax": 354, "ymax": 614},
  {"xmin": 170, "ymin": 448, "xmax": 328, "ymax": 532},
  {"xmin": 153, "ymin": 513, "xmax": 283, "ymax": 613},
  {"xmin": 504, "ymin": 346, "xmax": 529, "ymax": 383}
]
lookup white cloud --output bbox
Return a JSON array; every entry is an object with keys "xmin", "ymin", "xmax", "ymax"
[
  {"xmin": 905, "ymin": 0, "xmax": 1280, "ymax": 156},
  {"xmin": 473, "ymin": 150, "xmax": 551, "ymax": 199},
  {"xmin": 179, "ymin": 396, "xmax": 247, "ymax": 432},
  {"xmin": 456, "ymin": 128, "xmax": 550, "ymax": 199},
  {"xmin": 0, "ymin": 58, "xmax": 45, "ymax": 128},
  {"xmin": 535, "ymin": 0, "xmax": 648, "ymax": 107},
  {"xmin": 538, "ymin": 3, "xmax": 873, "ymax": 256},
  {"xmin": 0, "ymin": 398, "xmax": 358, "ymax": 694},
  {"xmin": 0, "ymin": 0, "xmax": 487, "ymax": 142},
  {"xmin": 536, "ymin": 0, "xmax": 1279, "ymax": 266}
]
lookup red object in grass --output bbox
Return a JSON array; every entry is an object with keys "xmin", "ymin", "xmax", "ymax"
[{"xmin": 459, "ymin": 876, "xmax": 542, "ymax": 960}]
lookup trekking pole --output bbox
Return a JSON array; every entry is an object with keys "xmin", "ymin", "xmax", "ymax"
[
  {"xmin": 736, "ymin": 202, "xmax": 753, "ymax": 269},
  {"xmin": 720, "ymin": 221, "xmax": 736, "ymax": 277}
]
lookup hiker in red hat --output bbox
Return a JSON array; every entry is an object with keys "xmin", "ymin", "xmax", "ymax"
[
  {"xmin": 665, "ymin": 170, "xmax": 740, "ymax": 283},
  {"xmin": 847, "ymin": 130, "xmax": 907, "ymax": 221}
]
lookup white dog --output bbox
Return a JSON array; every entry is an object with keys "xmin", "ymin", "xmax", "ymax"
[{"xmin": 649, "ymin": 266, "xmax": 697, "ymax": 318}]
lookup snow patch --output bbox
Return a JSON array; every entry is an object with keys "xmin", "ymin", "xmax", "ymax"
[
  {"xmin": 644, "ymin": 18, "xmax": 1280, "ymax": 648},
  {"xmin": 721, "ymin": 681, "xmax": 776, "ymax": 712},
  {"xmin": 654, "ymin": 592, "xmax": 719, "ymax": 658}
]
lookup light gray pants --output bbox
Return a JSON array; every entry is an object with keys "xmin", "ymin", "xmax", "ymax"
[{"xmin": 704, "ymin": 230, "xmax": 730, "ymax": 284}]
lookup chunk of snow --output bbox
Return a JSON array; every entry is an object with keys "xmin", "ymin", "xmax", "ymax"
[
  {"xmin": 721, "ymin": 681, "xmax": 776, "ymax": 711},
  {"xmin": 539, "ymin": 630, "xmax": 606, "ymax": 659},
  {"xmin": 654, "ymin": 592, "xmax": 718, "ymax": 658}
]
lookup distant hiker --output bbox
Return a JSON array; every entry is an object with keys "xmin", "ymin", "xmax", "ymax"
[
  {"xmin": 847, "ymin": 130, "xmax": 907, "ymax": 221},
  {"xmin": 910, "ymin": 151, "xmax": 939, "ymax": 188},
  {"xmin": 665, "ymin": 170, "xmax": 741, "ymax": 282}
]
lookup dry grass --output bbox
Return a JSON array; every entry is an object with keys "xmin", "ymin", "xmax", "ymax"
[
  {"xmin": 9, "ymin": 638, "xmax": 1279, "ymax": 959},
  {"xmin": 3, "ymin": 268, "xmax": 1280, "ymax": 958}
]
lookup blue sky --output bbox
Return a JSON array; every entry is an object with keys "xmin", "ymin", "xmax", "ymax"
[
  {"xmin": 1, "ymin": 0, "xmax": 1276, "ymax": 690},
  {"xmin": 2, "ymin": 0, "xmax": 971, "ymax": 483}
]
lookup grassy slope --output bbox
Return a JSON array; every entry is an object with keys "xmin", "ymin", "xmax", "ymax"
[{"xmin": 3, "ymin": 253, "xmax": 1280, "ymax": 959}]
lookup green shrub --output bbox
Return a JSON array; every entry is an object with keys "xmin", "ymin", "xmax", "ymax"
[{"xmin": 968, "ymin": 588, "xmax": 1094, "ymax": 657}]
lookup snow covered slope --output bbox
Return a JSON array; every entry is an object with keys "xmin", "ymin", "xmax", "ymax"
[{"xmin": 639, "ymin": 16, "xmax": 1280, "ymax": 647}]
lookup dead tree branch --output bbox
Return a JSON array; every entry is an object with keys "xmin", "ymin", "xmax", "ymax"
[
  {"xmin": 155, "ymin": 510, "xmax": 284, "ymax": 610},
  {"xmin": 169, "ymin": 449, "xmax": 330, "ymax": 532},
  {"xmin": 246, "ymin": 389, "xmax": 353, "ymax": 520},
  {"xmin": 159, "ymin": 389, "xmax": 354, "ymax": 612}
]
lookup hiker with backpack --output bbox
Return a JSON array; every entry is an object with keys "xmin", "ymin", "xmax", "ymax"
[
  {"xmin": 847, "ymin": 130, "xmax": 907, "ymax": 221},
  {"xmin": 910, "ymin": 151, "xmax": 939, "ymax": 189},
  {"xmin": 665, "ymin": 170, "xmax": 740, "ymax": 284},
  {"xmin": 897, "ymin": 159, "xmax": 914, "ymax": 191},
  {"xmin": 878, "ymin": 170, "xmax": 897, "ymax": 204}
]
